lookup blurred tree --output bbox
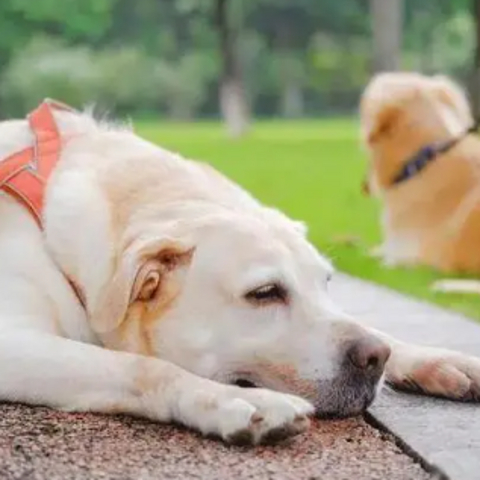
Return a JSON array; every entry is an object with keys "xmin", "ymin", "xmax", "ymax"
[
  {"xmin": 371, "ymin": 0, "xmax": 403, "ymax": 72},
  {"xmin": 215, "ymin": 0, "xmax": 249, "ymax": 137},
  {"xmin": 247, "ymin": 0, "xmax": 314, "ymax": 118}
]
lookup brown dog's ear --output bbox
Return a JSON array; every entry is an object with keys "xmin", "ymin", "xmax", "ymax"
[
  {"xmin": 366, "ymin": 104, "xmax": 401, "ymax": 145},
  {"xmin": 432, "ymin": 75, "xmax": 473, "ymax": 126},
  {"xmin": 89, "ymin": 238, "xmax": 193, "ymax": 334}
]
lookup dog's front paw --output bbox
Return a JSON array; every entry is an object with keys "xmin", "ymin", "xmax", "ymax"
[
  {"xmin": 221, "ymin": 388, "xmax": 313, "ymax": 445},
  {"xmin": 388, "ymin": 347, "xmax": 480, "ymax": 401},
  {"xmin": 189, "ymin": 385, "xmax": 313, "ymax": 445}
]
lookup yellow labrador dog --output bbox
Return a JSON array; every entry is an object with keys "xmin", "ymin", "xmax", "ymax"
[
  {"xmin": 360, "ymin": 71, "xmax": 480, "ymax": 277},
  {"xmin": 0, "ymin": 100, "xmax": 478, "ymax": 446}
]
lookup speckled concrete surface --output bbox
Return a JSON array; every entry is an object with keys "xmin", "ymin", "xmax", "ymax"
[{"xmin": 0, "ymin": 403, "xmax": 436, "ymax": 480}]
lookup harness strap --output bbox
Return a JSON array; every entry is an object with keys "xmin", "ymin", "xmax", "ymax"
[
  {"xmin": 0, "ymin": 99, "xmax": 86, "ymax": 307},
  {"xmin": 0, "ymin": 99, "xmax": 74, "ymax": 224}
]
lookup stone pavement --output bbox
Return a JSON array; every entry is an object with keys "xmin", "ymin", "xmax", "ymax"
[
  {"xmin": 0, "ymin": 274, "xmax": 479, "ymax": 480},
  {"xmin": 0, "ymin": 403, "xmax": 434, "ymax": 480},
  {"xmin": 330, "ymin": 274, "xmax": 480, "ymax": 480}
]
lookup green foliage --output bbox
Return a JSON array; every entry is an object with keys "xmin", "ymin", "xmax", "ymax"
[
  {"xmin": 7, "ymin": 0, "xmax": 116, "ymax": 39},
  {"xmin": 0, "ymin": 37, "xmax": 100, "ymax": 114},
  {"xmin": 0, "ymin": 0, "xmax": 115, "ymax": 65},
  {"xmin": 0, "ymin": 36, "xmax": 218, "ymax": 118},
  {"xmin": 154, "ymin": 52, "xmax": 220, "ymax": 119},
  {"xmin": 0, "ymin": 0, "xmax": 476, "ymax": 118},
  {"xmin": 94, "ymin": 48, "xmax": 164, "ymax": 113},
  {"xmin": 431, "ymin": 11, "xmax": 475, "ymax": 73}
]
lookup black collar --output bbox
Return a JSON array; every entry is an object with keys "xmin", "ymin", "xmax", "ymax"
[{"xmin": 391, "ymin": 119, "xmax": 480, "ymax": 186}]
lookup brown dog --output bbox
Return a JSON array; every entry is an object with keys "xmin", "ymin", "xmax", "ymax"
[{"xmin": 360, "ymin": 72, "xmax": 480, "ymax": 276}]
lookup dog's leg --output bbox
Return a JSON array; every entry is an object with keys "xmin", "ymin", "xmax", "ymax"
[
  {"xmin": 370, "ymin": 329, "xmax": 480, "ymax": 401},
  {"xmin": 0, "ymin": 329, "xmax": 312, "ymax": 444}
]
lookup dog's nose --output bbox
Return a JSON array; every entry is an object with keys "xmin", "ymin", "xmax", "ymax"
[{"xmin": 347, "ymin": 336, "xmax": 391, "ymax": 373}]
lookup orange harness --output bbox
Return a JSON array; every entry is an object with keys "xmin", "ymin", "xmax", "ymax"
[
  {"xmin": 0, "ymin": 99, "xmax": 85, "ymax": 306},
  {"xmin": 0, "ymin": 99, "xmax": 73, "ymax": 224}
]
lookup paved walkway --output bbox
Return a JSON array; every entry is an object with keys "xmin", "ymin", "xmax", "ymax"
[
  {"xmin": 0, "ymin": 403, "xmax": 432, "ymax": 480},
  {"xmin": 1, "ymin": 275, "xmax": 479, "ymax": 479},
  {"xmin": 331, "ymin": 274, "xmax": 480, "ymax": 480}
]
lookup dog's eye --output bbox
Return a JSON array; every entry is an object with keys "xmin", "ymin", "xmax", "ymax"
[{"xmin": 244, "ymin": 284, "xmax": 287, "ymax": 305}]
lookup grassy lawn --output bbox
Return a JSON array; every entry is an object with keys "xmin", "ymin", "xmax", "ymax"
[{"xmin": 136, "ymin": 118, "xmax": 480, "ymax": 321}]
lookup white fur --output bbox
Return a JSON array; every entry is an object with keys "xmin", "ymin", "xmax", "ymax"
[{"xmin": 0, "ymin": 108, "xmax": 478, "ymax": 444}]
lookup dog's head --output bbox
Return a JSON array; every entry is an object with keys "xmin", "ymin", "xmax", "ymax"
[
  {"xmin": 88, "ymin": 200, "xmax": 390, "ymax": 418},
  {"xmin": 360, "ymin": 72, "xmax": 473, "ymax": 195},
  {"xmin": 46, "ymin": 111, "xmax": 390, "ymax": 418}
]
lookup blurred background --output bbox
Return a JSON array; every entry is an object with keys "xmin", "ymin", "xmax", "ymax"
[
  {"xmin": 2, "ymin": 0, "xmax": 480, "ymax": 319},
  {"xmin": 0, "ymin": 0, "xmax": 478, "ymax": 127}
]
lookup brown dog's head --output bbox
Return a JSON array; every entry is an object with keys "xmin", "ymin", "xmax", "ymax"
[{"xmin": 359, "ymin": 72, "xmax": 473, "ymax": 196}]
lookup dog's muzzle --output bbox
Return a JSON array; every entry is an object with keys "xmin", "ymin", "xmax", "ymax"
[
  {"xmin": 314, "ymin": 335, "xmax": 391, "ymax": 418},
  {"xmin": 229, "ymin": 335, "xmax": 391, "ymax": 418}
]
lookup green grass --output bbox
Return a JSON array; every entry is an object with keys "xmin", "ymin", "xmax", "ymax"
[{"xmin": 135, "ymin": 118, "xmax": 480, "ymax": 321}]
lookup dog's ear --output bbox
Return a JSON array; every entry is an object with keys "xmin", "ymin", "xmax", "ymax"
[
  {"xmin": 365, "ymin": 103, "xmax": 401, "ymax": 145},
  {"xmin": 432, "ymin": 75, "xmax": 473, "ymax": 126},
  {"xmin": 89, "ymin": 238, "xmax": 194, "ymax": 333}
]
